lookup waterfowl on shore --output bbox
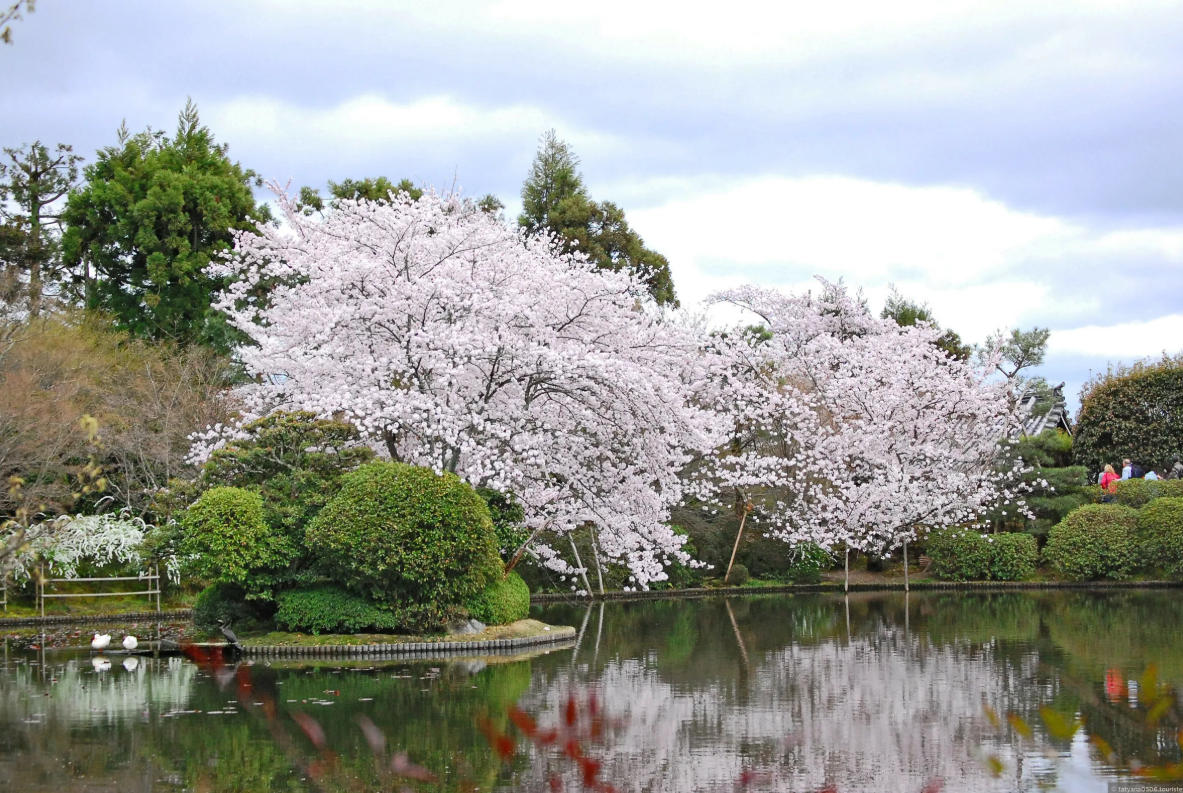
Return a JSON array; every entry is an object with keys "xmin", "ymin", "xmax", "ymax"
[
  {"xmin": 216, "ymin": 619, "xmax": 241, "ymax": 650},
  {"xmin": 122, "ymin": 635, "xmax": 138, "ymax": 651},
  {"xmin": 91, "ymin": 633, "xmax": 111, "ymax": 651}
]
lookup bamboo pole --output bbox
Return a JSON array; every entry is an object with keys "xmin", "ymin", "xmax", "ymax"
[
  {"xmin": 725, "ymin": 501, "xmax": 752, "ymax": 584},
  {"xmin": 844, "ymin": 548, "xmax": 850, "ymax": 593},
  {"xmin": 903, "ymin": 541, "xmax": 909, "ymax": 592}
]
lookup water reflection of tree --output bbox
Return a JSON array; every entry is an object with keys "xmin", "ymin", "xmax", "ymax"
[{"xmin": 518, "ymin": 593, "xmax": 1181, "ymax": 791}]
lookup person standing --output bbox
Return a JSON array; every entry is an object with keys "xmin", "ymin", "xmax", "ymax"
[
  {"xmin": 1145, "ymin": 470, "xmax": 1160, "ymax": 481},
  {"xmin": 1169, "ymin": 457, "xmax": 1183, "ymax": 480},
  {"xmin": 1121, "ymin": 459, "xmax": 1133, "ymax": 480},
  {"xmin": 1101, "ymin": 464, "xmax": 1120, "ymax": 491}
]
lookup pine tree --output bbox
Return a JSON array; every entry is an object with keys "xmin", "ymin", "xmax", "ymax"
[
  {"xmin": 62, "ymin": 100, "xmax": 270, "ymax": 352},
  {"xmin": 518, "ymin": 130, "xmax": 677, "ymax": 307}
]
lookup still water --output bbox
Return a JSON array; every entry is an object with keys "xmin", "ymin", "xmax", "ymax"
[{"xmin": 1, "ymin": 591, "xmax": 1181, "ymax": 792}]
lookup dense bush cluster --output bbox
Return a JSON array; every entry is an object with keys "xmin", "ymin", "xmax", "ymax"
[
  {"xmin": 1043, "ymin": 505, "xmax": 1139, "ymax": 580},
  {"xmin": 181, "ymin": 417, "xmax": 520, "ymax": 637},
  {"xmin": 1137, "ymin": 498, "xmax": 1183, "ymax": 580},
  {"xmin": 1073, "ymin": 355, "xmax": 1183, "ymax": 477},
  {"xmin": 927, "ymin": 529, "xmax": 1037, "ymax": 581},
  {"xmin": 1093, "ymin": 478, "xmax": 1183, "ymax": 508},
  {"xmin": 180, "ymin": 487, "xmax": 294, "ymax": 587},
  {"xmin": 275, "ymin": 586, "xmax": 404, "ymax": 635},
  {"xmin": 466, "ymin": 572, "xmax": 530, "ymax": 626},
  {"xmin": 306, "ymin": 462, "xmax": 502, "ymax": 609}
]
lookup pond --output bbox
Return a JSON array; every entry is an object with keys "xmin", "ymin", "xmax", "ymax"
[{"xmin": 1, "ymin": 590, "xmax": 1181, "ymax": 792}]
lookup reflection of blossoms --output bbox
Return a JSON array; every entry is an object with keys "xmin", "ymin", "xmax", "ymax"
[{"xmin": 516, "ymin": 627, "xmax": 1052, "ymax": 792}]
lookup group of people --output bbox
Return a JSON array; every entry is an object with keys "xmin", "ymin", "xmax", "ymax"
[{"xmin": 1098, "ymin": 456, "xmax": 1183, "ymax": 492}]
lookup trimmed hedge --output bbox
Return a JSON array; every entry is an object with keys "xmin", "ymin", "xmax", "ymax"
[
  {"xmin": 989, "ymin": 533, "xmax": 1039, "ymax": 581},
  {"xmin": 275, "ymin": 586, "xmax": 403, "ymax": 635},
  {"xmin": 726, "ymin": 563, "xmax": 751, "ymax": 586},
  {"xmin": 305, "ymin": 463, "xmax": 502, "ymax": 611},
  {"xmin": 181, "ymin": 487, "xmax": 293, "ymax": 586},
  {"xmin": 1137, "ymin": 497, "xmax": 1183, "ymax": 580},
  {"xmin": 467, "ymin": 572, "xmax": 530, "ymax": 626},
  {"xmin": 1043, "ymin": 504, "xmax": 1139, "ymax": 580},
  {"xmin": 1100, "ymin": 478, "xmax": 1183, "ymax": 508},
  {"xmin": 926, "ymin": 529, "xmax": 1037, "ymax": 581}
]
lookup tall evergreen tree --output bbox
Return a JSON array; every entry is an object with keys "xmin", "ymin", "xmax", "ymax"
[
  {"xmin": 0, "ymin": 141, "xmax": 82, "ymax": 316},
  {"xmin": 518, "ymin": 130, "xmax": 677, "ymax": 307},
  {"xmin": 62, "ymin": 100, "xmax": 270, "ymax": 352},
  {"xmin": 881, "ymin": 285, "xmax": 971, "ymax": 360}
]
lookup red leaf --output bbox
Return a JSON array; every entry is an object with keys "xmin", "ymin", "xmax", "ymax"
[
  {"xmin": 508, "ymin": 706, "xmax": 538, "ymax": 737},
  {"xmin": 920, "ymin": 778, "xmax": 944, "ymax": 793},
  {"xmin": 580, "ymin": 757, "xmax": 602, "ymax": 787}
]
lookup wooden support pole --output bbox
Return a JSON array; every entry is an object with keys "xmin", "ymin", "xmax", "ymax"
[
  {"xmin": 725, "ymin": 501, "xmax": 752, "ymax": 584},
  {"xmin": 903, "ymin": 541, "xmax": 910, "ymax": 592}
]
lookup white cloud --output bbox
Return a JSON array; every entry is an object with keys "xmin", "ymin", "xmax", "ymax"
[
  {"xmin": 1048, "ymin": 315, "xmax": 1183, "ymax": 358},
  {"xmin": 625, "ymin": 175, "xmax": 1183, "ymax": 341},
  {"xmin": 203, "ymin": 94, "xmax": 617, "ymax": 168}
]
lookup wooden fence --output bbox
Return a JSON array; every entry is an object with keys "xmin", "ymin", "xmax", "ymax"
[{"xmin": 35, "ymin": 565, "xmax": 162, "ymax": 617}]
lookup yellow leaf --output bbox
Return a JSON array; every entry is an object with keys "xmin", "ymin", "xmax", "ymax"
[
  {"xmin": 1007, "ymin": 713, "xmax": 1033, "ymax": 739},
  {"xmin": 1089, "ymin": 735, "xmax": 1114, "ymax": 761},
  {"xmin": 1147, "ymin": 695, "xmax": 1173, "ymax": 726},
  {"xmin": 983, "ymin": 704, "xmax": 1000, "ymax": 729},
  {"xmin": 1039, "ymin": 706, "xmax": 1080, "ymax": 740},
  {"xmin": 986, "ymin": 755, "xmax": 1004, "ymax": 777},
  {"xmin": 1140, "ymin": 664, "xmax": 1159, "ymax": 701}
]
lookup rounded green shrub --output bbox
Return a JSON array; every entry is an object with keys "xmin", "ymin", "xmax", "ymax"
[
  {"xmin": 927, "ymin": 529, "xmax": 991, "ymax": 581},
  {"xmin": 926, "ymin": 529, "xmax": 1037, "ymax": 581},
  {"xmin": 1137, "ymin": 497, "xmax": 1183, "ymax": 579},
  {"xmin": 305, "ymin": 462, "xmax": 502, "ymax": 610},
  {"xmin": 275, "ymin": 586, "xmax": 403, "ymax": 634},
  {"xmin": 181, "ymin": 487, "xmax": 293, "ymax": 585},
  {"xmin": 988, "ymin": 533, "xmax": 1039, "ymax": 581},
  {"xmin": 726, "ymin": 563, "xmax": 750, "ymax": 586},
  {"xmin": 467, "ymin": 572, "xmax": 530, "ymax": 626},
  {"xmin": 193, "ymin": 583, "xmax": 276, "ymax": 632},
  {"xmin": 1043, "ymin": 504, "xmax": 1139, "ymax": 580}
]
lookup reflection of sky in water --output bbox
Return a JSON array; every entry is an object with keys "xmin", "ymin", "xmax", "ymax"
[{"xmin": 0, "ymin": 655, "xmax": 195, "ymax": 726}]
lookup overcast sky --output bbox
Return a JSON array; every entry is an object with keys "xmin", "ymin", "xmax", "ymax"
[{"xmin": 3, "ymin": 0, "xmax": 1182, "ymax": 410}]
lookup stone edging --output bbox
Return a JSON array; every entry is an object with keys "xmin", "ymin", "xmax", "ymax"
[
  {"xmin": 241, "ymin": 625, "xmax": 578, "ymax": 659},
  {"xmin": 530, "ymin": 579, "xmax": 1183, "ymax": 604},
  {"xmin": 0, "ymin": 609, "xmax": 194, "ymax": 628}
]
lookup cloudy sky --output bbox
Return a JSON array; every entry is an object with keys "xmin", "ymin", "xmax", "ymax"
[{"xmin": 3, "ymin": 0, "xmax": 1182, "ymax": 409}]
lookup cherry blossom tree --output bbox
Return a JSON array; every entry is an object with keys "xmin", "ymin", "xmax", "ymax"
[
  {"xmin": 696, "ymin": 279, "xmax": 1023, "ymax": 589},
  {"xmin": 206, "ymin": 185, "xmax": 722, "ymax": 589}
]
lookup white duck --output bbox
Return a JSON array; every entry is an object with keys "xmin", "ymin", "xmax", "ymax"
[
  {"xmin": 122, "ymin": 634, "xmax": 138, "ymax": 651},
  {"xmin": 91, "ymin": 633, "xmax": 111, "ymax": 651}
]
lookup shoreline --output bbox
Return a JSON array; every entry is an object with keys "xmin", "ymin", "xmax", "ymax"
[
  {"xmin": 529, "ymin": 578, "xmax": 1183, "ymax": 604},
  {"xmin": 2, "ymin": 579, "xmax": 1179, "ymax": 628}
]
